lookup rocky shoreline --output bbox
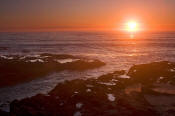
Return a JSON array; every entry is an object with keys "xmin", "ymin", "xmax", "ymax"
[
  {"xmin": 0, "ymin": 61, "xmax": 174, "ymax": 116},
  {"xmin": 0, "ymin": 53, "xmax": 105, "ymax": 88}
]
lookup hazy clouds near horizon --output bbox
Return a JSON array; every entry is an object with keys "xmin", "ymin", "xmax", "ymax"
[{"xmin": 0, "ymin": 0, "xmax": 175, "ymax": 31}]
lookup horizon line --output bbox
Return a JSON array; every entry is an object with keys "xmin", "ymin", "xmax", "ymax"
[{"xmin": 0, "ymin": 27, "xmax": 175, "ymax": 33}]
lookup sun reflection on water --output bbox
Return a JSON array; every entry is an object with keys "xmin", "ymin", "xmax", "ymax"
[{"xmin": 130, "ymin": 34, "xmax": 134, "ymax": 39}]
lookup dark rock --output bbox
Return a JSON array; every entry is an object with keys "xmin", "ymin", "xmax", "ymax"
[
  {"xmin": 0, "ymin": 54, "xmax": 105, "ymax": 88},
  {"xmin": 116, "ymin": 92, "xmax": 158, "ymax": 116},
  {"xmin": 127, "ymin": 61, "xmax": 175, "ymax": 85},
  {"xmin": 164, "ymin": 110, "xmax": 175, "ymax": 116},
  {"xmin": 10, "ymin": 71, "xmax": 158, "ymax": 116},
  {"xmin": 0, "ymin": 109, "xmax": 9, "ymax": 116}
]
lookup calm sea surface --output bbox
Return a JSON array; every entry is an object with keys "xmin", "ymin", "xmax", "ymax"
[{"xmin": 0, "ymin": 31, "xmax": 175, "ymax": 111}]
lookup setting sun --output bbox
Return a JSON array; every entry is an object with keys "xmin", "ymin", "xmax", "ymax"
[{"xmin": 126, "ymin": 21, "xmax": 138, "ymax": 32}]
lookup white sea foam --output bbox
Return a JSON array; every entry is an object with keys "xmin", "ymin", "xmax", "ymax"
[
  {"xmin": 111, "ymin": 79, "xmax": 118, "ymax": 82},
  {"xmin": 0, "ymin": 55, "xmax": 13, "ymax": 60},
  {"xmin": 76, "ymin": 103, "xmax": 83, "ymax": 109},
  {"xmin": 74, "ymin": 111, "xmax": 82, "ymax": 116},
  {"xmin": 170, "ymin": 69, "xmax": 175, "ymax": 72},
  {"xmin": 118, "ymin": 75, "xmax": 130, "ymax": 79},
  {"xmin": 74, "ymin": 91, "xmax": 78, "ymax": 94},
  {"xmin": 107, "ymin": 94, "xmax": 115, "ymax": 102},
  {"xmin": 159, "ymin": 77, "xmax": 165, "ymax": 80},
  {"xmin": 29, "ymin": 59, "xmax": 44, "ymax": 63},
  {"xmin": 98, "ymin": 82, "xmax": 116, "ymax": 86},
  {"xmin": 86, "ymin": 89, "xmax": 91, "ymax": 92},
  {"xmin": 55, "ymin": 59, "xmax": 79, "ymax": 63}
]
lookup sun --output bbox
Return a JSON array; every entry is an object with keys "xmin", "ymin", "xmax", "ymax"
[{"xmin": 126, "ymin": 21, "xmax": 138, "ymax": 32}]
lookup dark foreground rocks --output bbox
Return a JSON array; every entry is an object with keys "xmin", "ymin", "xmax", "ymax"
[
  {"xmin": 128, "ymin": 61, "xmax": 175, "ymax": 85},
  {"xmin": 10, "ymin": 71, "xmax": 157, "ymax": 116},
  {"xmin": 0, "ymin": 109, "xmax": 9, "ymax": 116},
  {"xmin": 4, "ymin": 61, "xmax": 175, "ymax": 116},
  {"xmin": 0, "ymin": 53, "xmax": 105, "ymax": 88}
]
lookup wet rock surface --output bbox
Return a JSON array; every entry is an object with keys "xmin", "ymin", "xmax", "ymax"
[
  {"xmin": 0, "ymin": 109, "xmax": 9, "ymax": 116},
  {"xmin": 0, "ymin": 53, "xmax": 105, "ymax": 88},
  {"xmin": 128, "ymin": 61, "xmax": 175, "ymax": 85},
  {"xmin": 4, "ymin": 61, "xmax": 175, "ymax": 116}
]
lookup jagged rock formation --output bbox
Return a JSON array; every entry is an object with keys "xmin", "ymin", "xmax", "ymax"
[{"xmin": 0, "ymin": 53, "xmax": 105, "ymax": 87}]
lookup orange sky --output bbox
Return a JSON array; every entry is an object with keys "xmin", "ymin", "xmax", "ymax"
[{"xmin": 0, "ymin": 0, "xmax": 175, "ymax": 32}]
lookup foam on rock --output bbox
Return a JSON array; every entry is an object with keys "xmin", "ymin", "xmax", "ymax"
[
  {"xmin": 107, "ymin": 94, "xmax": 115, "ymax": 102},
  {"xmin": 0, "ymin": 53, "xmax": 105, "ymax": 88}
]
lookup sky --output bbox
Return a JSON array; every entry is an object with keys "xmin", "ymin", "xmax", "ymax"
[{"xmin": 0, "ymin": 0, "xmax": 175, "ymax": 32}]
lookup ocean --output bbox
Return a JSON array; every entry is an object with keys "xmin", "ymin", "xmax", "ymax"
[{"xmin": 0, "ymin": 31, "xmax": 175, "ymax": 111}]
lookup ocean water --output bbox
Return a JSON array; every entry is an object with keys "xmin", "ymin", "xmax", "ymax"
[{"xmin": 0, "ymin": 31, "xmax": 175, "ymax": 111}]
